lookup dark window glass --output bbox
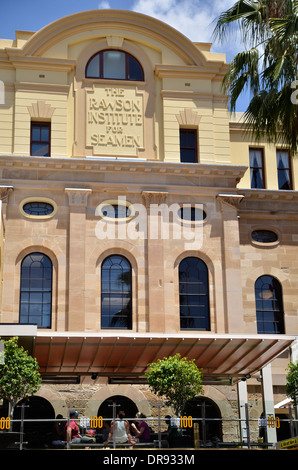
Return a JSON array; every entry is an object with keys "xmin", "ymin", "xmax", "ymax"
[
  {"xmin": 251, "ymin": 230, "xmax": 278, "ymax": 243},
  {"xmin": 31, "ymin": 122, "xmax": 51, "ymax": 157},
  {"xmin": 101, "ymin": 204, "xmax": 131, "ymax": 219},
  {"xmin": 19, "ymin": 253, "xmax": 52, "ymax": 328},
  {"xmin": 101, "ymin": 255, "xmax": 132, "ymax": 329},
  {"xmin": 179, "ymin": 257, "xmax": 210, "ymax": 330},
  {"xmin": 249, "ymin": 148, "xmax": 265, "ymax": 189},
  {"xmin": 277, "ymin": 150, "xmax": 292, "ymax": 190},
  {"xmin": 23, "ymin": 202, "xmax": 54, "ymax": 216},
  {"xmin": 178, "ymin": 206, "xmax": 206, "ymax": 221},
  {"xmin": 86, "ymin": 50, "xmax": 144, "ymax": 81},
  {"xmin": 180, "ymin": 129, "xmax": 198, "ymax": 163},
  {"xmin": 255, "ymin": 275, "xmax": 285, "ymax": 334}
]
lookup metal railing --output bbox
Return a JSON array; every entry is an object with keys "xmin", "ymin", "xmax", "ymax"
[{"xmin": 1, "ymin": 402, "xmax": 297, "ymax": 450}]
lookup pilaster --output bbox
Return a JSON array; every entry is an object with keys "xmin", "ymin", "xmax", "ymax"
[
  {"xmin": 65, "ymin": 188, "xmax": 91, "ymax": 331},
  {"xmin": 142, "ymin": 191, "xmax": 168, "ymax": 332},
  {"xmin": 216, "ymin": 194, "xmax": 244, "ymax": 333}
]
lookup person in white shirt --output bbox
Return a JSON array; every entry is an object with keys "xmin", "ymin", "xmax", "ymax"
[{"xmin": 104, "ymin": 410, "xmax": 135, "ymax": 446}]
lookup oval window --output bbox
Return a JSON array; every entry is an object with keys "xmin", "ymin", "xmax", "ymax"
[
  {"xmin": 98, "ymin": 202, "xmax": 133, "ymax": 220},
  {"xmin": 102, "ymin": 204, "xmax": 131, "ymax": 219},
  {"xmin": 251, "ymin": 230, "xmax": 278, "ymax": 243},
  {"xmin": 178, "ymin": 206, "xmax": 206, "ymax": 222},
  {"xmin": 23, "ymin": 201, "xmax": 54, "ymax": 216}
]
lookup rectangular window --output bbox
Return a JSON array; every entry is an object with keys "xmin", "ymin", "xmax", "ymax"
[
  {"xmin": 276, "ymin": 149, "xmax": 292, "ymax": 190},
  {"xmin": 249, "ymin": 148, "xmax": 265, "ymax": 189},
  {"xmin": 31, "ymin": 122, "xmax": 51, "ymax": 157},
  {"xmin": 180, "ymin": 129, "xmax": 198, "ymax": 163}
]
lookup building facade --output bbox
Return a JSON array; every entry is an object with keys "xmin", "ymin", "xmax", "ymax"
[{"xmin": 0, "ymin": 9, "xmax": 297, "ymax": 446}]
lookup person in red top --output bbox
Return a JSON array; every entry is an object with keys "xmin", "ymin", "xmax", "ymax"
[{"xmin": 65, "ymin": 410, "xmax": 82, "ymax": 443}]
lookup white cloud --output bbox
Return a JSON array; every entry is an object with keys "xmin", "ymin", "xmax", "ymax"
[
  {"xmin": 131, "ymin": 0, "xmax": 243, "ymax": 58},
  {"xmin": 98, "ymin": 1, "xmax": 111, "ymax": 9}
]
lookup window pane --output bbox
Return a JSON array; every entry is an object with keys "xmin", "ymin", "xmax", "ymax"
[
  {"xmin": 101, "ymin": 255, "xmax": 132, "ymax": 329},
  {"xmin": 24, "ymin": 202, "xmax": 54, "ymax": 216},
  {"xmin": 19, "ymin": 252, "xmax": 52, "ymax": 329},
  {"xmin": 86, "ymin": 53, "xmax": 100, "ymax": 77},
  {"xmin": 180, "ymin": 130, "xmax": 197, "ymax": 163},
  {"xmin": 249, "ymin": 149, "xmax": 264, "ymax": 189},
  {"xmin": 277, "ymin": 150, "xmax": 291, "ymax": 190},
  {"xmin": 103, "ymin": 51, "xmax": 126, "ymax": 79},
  {"xmin": 180, "ymin": 149, "xmax": 196, "ymax": 163},
  {"xmin": 251, "ymin": 230, "xmax": 278, "ymax": 243},
  {"xmin": 40, "ymin": 126, "xmax": 49, "ymax": 141},
  {"xmin": 31, "ymin": 126, "xmax": 41, "ymax": 141},
  {"xmin": 128, "ymin": 55, "xmax": 144, "ymax": 81},
  {"xmin": 179, "ymin": 257, "xmax": 210, "ymax": 331},
  {"xmin": 31, "ymin": 143, "xmax": 50, "ymax": 157},
  {"xmin": 255, "ymin": 276, "xmax": 284, "ymax": 334}
]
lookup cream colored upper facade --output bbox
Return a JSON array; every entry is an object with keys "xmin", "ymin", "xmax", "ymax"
[{"xmin": 0, "ymin": 10, "xmax": 297, "ymax": 396}]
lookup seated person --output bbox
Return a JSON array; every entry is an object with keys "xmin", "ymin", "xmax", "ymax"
[
  {"xmin": 103, "ymin": 410, "xmax": 135, "ymax": 446},
  {"xmin": 131, "ymin": 412, "xmax": 151, "ymax": 442}
]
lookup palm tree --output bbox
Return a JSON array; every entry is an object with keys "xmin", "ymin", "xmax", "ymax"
[{"xmin": 212, "ymin": 0, "xmax": 298, "ymax": 154}]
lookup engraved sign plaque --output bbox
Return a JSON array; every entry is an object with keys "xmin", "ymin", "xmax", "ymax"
[{"xmin": 86, "ymin": 86, "xmax": 144, "ymax": 156}]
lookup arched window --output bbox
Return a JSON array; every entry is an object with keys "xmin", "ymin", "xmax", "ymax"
[
  {"xmin": 255, "ymin": 275, "xmax": 285, "ymax": 334},
  {"xmin": 86, "ymin": 50, "xmax": 144, "ymax": 81},
  {"xmin": 19, "ymin": 253, "xmax": 52, "ymax": 328},
  {"xmin": 101, "ymin": 255, "xmax": 132, "ymax": 329},
  {"xmin": 179, "ymin": 257, "xmax": 210, "ymax": 330}
]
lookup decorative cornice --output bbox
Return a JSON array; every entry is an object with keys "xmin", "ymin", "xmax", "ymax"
[
  {"xmin": 5, "ymin": 53, "xmax": 75, "ymax": 72},
  {"xmin": 18, "ymin": 10, "xmax": 207, "ymax": 67},
  {"xmin": 155, "ymin": 64, "xmax": 229, "ymax": 81},
  {"xmin": 0, "ymin": 155, "xmax": 247, "ymax": 182},
  {"xmin": 14, "ymin": 82, "xmax": 70, "ymax": 94}
]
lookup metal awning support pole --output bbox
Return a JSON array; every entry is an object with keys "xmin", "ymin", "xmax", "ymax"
[
  {"xmin": 244, "ymin": 403, "xmax": 251, "ymax": 449},
  {"xmin": 262, "ymin": 363, "xmax": 277, "ymax": 447},
  {"xmin": 237, "ymin": 379, "xmax": 248, "ymax": 443}
]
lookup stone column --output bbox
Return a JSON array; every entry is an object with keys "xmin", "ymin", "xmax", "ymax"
[
  {"xmin": 142, "ymin": 191, "xmax": 167, "ymax": 332},
  {"xmin": 216, "ymin": 194, "xmax": 244, "ymax": 333},
  {"xmin": 65, "ymin": 188, "xmax": 91, "ymax": 331}
]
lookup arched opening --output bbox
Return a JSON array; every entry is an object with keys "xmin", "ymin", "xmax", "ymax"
[
  {"xmin": 13, "ymin": 396, "xmax": 55, "ymax": 448},
  {"xmin": 97, "ymin": 395, "xmax": 138, "ymax": 421},
  {"xmin": 183, "ymin": 397, "xmax": 222, "ymax": 447}
]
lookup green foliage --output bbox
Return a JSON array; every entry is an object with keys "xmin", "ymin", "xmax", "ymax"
[
  {"xmin": 145, "ymin": 353, "xmax": 203, "ymax": 416},
  {"xmin": 0, "ymin": 337, "xmax": 41, "ymax": 412},
  {"xmin": 213, "ymin": 0, "xmax": 298, "ymax": 154},
  {"xmin": 286, "ymin": 361, "xmax": 298, "ymax": 406}
]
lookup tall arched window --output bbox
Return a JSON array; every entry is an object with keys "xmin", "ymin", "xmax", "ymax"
[
  {"xmin": 179, "ymin": 257, "xmax": 210, "ymax": 330},
  {"xmin": 101, "ymin": 255, "xmax": 132, "ymax": 329},
  {"xmin": 255, "ymin": 275, "xmax": 285, "ymax": 334},
  {"xmin": 86, "ymin": 50, "xmax": 144, "ymax": 81},
  {"xmin": 19, "ymin": 253, "xmax": 52, "ymax": 328}
]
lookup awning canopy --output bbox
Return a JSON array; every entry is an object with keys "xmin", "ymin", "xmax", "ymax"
[{"xmin": 31, "ymin": 332, "xmax": 294, "ymax": 382}]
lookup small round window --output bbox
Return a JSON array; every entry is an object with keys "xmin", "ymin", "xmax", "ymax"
[
  {"xmin": 251, "ymin": 230, "xmax": 278, "ymax": 244},
  {"xmin": 178, "ymin": 206, "xmax": 206, "ymax": 222},
  {"xmin": 97, "ymin": 200, "xmax": 134, "ymax": 221},
  {"xmin": 23, "ymin": 201, "xmax": 54, "ymax": 216},
  {"xmin": 102, "ymin": 204, "xmax": 131, "ymax": 219},
  {"xmin": 20, "ymin": 198, "xmax": 57, "ymax": 219}
]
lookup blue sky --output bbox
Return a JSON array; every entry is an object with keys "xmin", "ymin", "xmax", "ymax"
[{"xmin": 0, "ymin": 0, "xmax": 249, "ymax": 111}]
